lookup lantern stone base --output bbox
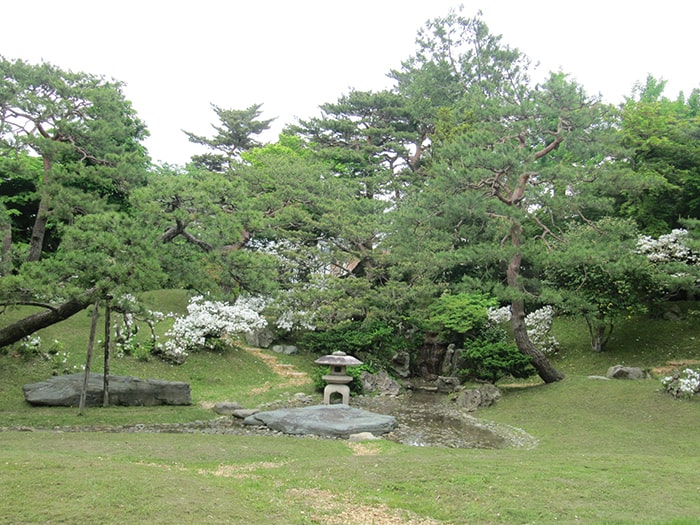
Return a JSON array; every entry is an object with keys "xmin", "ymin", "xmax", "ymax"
[{"xmin": 323, "ymin": 383, "xmax": 350, "ymax": 405}]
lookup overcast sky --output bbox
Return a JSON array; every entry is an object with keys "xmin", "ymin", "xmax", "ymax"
[{"xmin": 2, "ymin": 1, "xmax": 698, "ymax": 165}]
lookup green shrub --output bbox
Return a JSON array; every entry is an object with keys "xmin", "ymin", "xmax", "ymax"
[
  {"xmin": 299, "ymin": 319, "xmax": 408, "ymax": 366},
  {"xmin": 459, "ymin": 326, "xmax": 536, "ymax": 384},
  {"xmin": 427, "ymin": 292, "xmax": 497, "ymax": 342}
]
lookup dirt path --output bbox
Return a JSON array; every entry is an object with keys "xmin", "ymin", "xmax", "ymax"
[{"xmin": 242, "ymin": 347, "xmax": 311, "ymax": 391}]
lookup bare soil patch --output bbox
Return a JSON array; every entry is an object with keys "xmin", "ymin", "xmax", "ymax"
[
  {"xmin": 242, "ymin": 347, "xmax": 311, "ymax": 394},
  {"xmin": 651, "ymin": 359, "xmax": 700, "ymax": 376},
  {"xmin": 286, "ymin": 488, "xmax": 440, "ymax": 525}
]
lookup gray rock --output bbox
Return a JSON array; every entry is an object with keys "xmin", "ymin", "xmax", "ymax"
[
  {"xmin": 232, "ymin": 408, "xmax": 259, "ymax": 419},
  {"xmin": 455, "ymin": 389, "xmax": 482, "ymax": 411},
  {"xmin": 243, "ymin": 404, "xmax": 397, "ymax": 438},
  {"xmin": 436, "ymin": 376, "xmax": 461, "ymax": 393},
  {"xmin": 271, "ymin": 344, "xmax": 298, "ymax": 355},
  {"xmin": 606, "ymin": 365, "xmax": 645, "ymax": 380},
  {"xmin": 23, "ymin": 373, "xmax": 191, "ymax": 407},
  {"xmin": 455, "ymin": 384, "xmax": 501, "ymax": 411},
  {"xmin": 245, "ymin": 328, "xmax": 274, "ymax": 348},
  {"xmin": 213, "ymin": 402, "xmax": 243, "ymax": 415},
  {"xmin": 588, "ymin": 375, "xmax": 611, "ymax": 380},
  {"xmin": 292, "ymin": 392, "xmax": 314, "ymax": 404},
  {"xmin": 361, "ymin": 370, "xmax": 401, "ymax": 396},
  {"xmin": 478, "ymin": 384, "xmax": 502, "ymax": 407},
  {"xmin": 348, "ymin": 432, "xmax": 380, "ymax": 442},
  {"xmin": 391, "ymin": 350, "xmax": 411, "ymax": 378}
]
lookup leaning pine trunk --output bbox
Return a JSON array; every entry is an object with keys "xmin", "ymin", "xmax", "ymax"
[
  {"xmin": 507, "ymin": 223, "xmax": 564, "ymax": 384},
  {"xmin": 510, "ymin": 298, "xmax": 565, "ymax": 383},
  {"xmin": 0, "ymin": 288, "xmax": 98, "ymax": 348}
]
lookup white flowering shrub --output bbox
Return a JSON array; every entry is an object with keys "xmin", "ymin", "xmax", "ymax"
[
  {"xmin": 636, "ymin": 229, "xmax": 699, "ymax": 264},
  {"xmin": 662, "ymin": 368, "xmax": 700, "ymax": 399},
  {"xmin": 487, "ymin": 306, "xmax": 512, "ymax": 325},
  {"xmin": 112, "ymin": 293, "xmax": 171, "ymax": 359},
  {"xmin": 487, "ymin": 305, "xmax": 559, "ymax": 354},
  {"xmin": 161, "ymin": 295, "xmax": 267, "ymax": 364},
  {"xmin": 525, "ymin": 306, "xmax": 559, "ymax": 355}
]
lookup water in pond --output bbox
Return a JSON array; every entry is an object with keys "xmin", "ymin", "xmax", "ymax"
[{"xmin": 353, "ymin": 391, "xmax": 516, "ymax": 449}]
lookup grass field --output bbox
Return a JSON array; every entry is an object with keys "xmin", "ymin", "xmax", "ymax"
[{"xmin": 1, "ymin": 293, "xmax": 699, "ymax": 524}]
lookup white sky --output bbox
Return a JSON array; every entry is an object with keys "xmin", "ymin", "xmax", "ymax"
[{"xmin": 2, "ymin": 1, "xmax": 698, "ymax": 165}]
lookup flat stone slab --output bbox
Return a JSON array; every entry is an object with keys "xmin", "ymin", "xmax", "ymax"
[
  {"xmin": 243, "ymin": 404, "xmax": 397, "ymax": 438},
  {"xmin": 23, "ymin": 373, "xmax": 191, "ymax": 407}
]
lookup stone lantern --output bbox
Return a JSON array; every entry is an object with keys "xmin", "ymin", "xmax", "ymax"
[{"xmin": 314, "ymin": 351, "xmax": 362, "ymax": 405}]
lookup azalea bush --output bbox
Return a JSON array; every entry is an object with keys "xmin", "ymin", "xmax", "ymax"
[
  {"xmin": 487, "ymin": 305, "xmax": 559, "ymax": 354},
  {"xmin": 662, "ymin": 368, "xmax": 700, "ymax": 399},
  {"xmin": 161, "ymin": 295, "xmax": 267, "ymax": 364},
  {"xmin": 636, "ymin": 229, "xmax": 698, "ymax": 264},
  {"xmin": 636, "ymin": 228, "xmax": 700, "ymax": 296}
]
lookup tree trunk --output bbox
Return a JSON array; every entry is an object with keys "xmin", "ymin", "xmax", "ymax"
[
  {"xmin": 103, "ymin": 296, "xmax": 112, "ymax": 407},
  {"xmin": 78, "ymin": 302, "xmax": 100, "ymax": 416},
  {"xmin": 585, "ymin": 316, "xmax": 612, "ymax": 352},
  {"xmin": 27, "ymin": 156, "xmax": 53, "ymax": 262},
  {"xmin": 0, "ymin": 218, "xmax": 11, "ymax": 276},
  {"xmin": 507, "ymin": 223, "xmax": 564, "ymax": 384},
  {"xmin": 0, "ymin": 288, "xmax": 98, "ymax": 348},
  {"xmin": 511, "ymin": 298, "xmax": 565, "ymax": 383}
]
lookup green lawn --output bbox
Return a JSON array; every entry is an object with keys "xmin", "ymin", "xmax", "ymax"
[{"xmin": 1, "ymin": 296, "xmax": 699, "ymax": 524}]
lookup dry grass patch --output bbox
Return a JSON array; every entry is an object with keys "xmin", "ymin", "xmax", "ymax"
[
  {"xmin": 651, "ymin": 359, "xmax": 700, "ymax": 376},
  {"xmin": 137, "ymin": 459, "xmax": 289, "ymax": 479},
  {"xmin": 347, "ymin": 441, "xmax": 382, "ymax": 456},
  {"xmin": 200, "ymin": 461, "xmax": 289, "ymax": 478},
  {"xmin": 287, "ymin": 488, "xmax": 440, "ymax": 525}
]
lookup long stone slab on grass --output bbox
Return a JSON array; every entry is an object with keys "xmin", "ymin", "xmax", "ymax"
[
  {"xmin": 243, "ymin": 404, "xmax": 397, "ymax": 438},
  {"xmin": 23, "ymin": 373, "xmax": 191, "ymax": 407}
]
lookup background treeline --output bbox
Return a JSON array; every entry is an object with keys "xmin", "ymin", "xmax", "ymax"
[{"xmin": 1, "ymin": 9, "xmax": 698, "ymax": 383}]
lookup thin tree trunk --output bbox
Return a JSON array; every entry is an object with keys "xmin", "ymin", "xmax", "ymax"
[
  {"xmin": 585, "ymin": 316, "xmax": 612, "ymax": 352},
  {"xmin": 507, "ymin": 223, "xmax": 564, "ymax": 384},
  {"xmin": 103, "ymin": 296, "xmax": 112, "ymax": 407},
  {"xmin": 79, "ymin": 302, "xmax": 100, "ymax": 415},
  {"xmin": 0, "ymin": 288, "xmax": 97, "ymax": 348},
  {"xmin": 27, "ymin": 156, "xmax": 53, "ymax": 262},
  {"xmin": 0, "ymin": 219, "xmax": 11, "ymax": 276}
]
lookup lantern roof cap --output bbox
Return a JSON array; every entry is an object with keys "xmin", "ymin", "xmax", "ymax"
[{"xmin": 314, "ymin": 351, "xmax": 362, "ymax": 366}]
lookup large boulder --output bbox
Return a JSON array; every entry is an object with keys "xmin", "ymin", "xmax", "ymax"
[
  {"xmin": 23, "ymin": 373, "xmax": 191, "ymax": 407},
  {"xmin": 454, "ymin": 384, "xmax": 502, "ymax": 412},
  {"xmin": 244, "ymin": 327, "xmax": 274, "ymax": 348},
  {"xmin": 390, "ymin": 350, "xmax": 411, "ymax": 378},
  {"xmin": 243, "ymin": 404, "xmax": 397, "ymax": 438},
  {"xmin": 361, "ymin": 370, "xmax": 401, "ymax": 396},
  {"xmin": 271, "ymin": 344, "xmax": 298, "ymax": 355},
  {"xmin": 436, "ymin": 376, "xmax": 461, "ymax": 393},
  {"xmin": 606, "ymin": 365, "xmax": 646, "ymax": 380}
]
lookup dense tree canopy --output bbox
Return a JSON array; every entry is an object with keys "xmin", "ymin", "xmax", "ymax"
[
  {"xmin": 0, "ymin": 55, "xmax": 149, "ymax": 263},
  {"xmin": 619, "ymin": 76, "xmax": 700, "ymax": 234},
  {"xmin": 1, "ymin": 9, "xmax": 698, "ymax": 382}
]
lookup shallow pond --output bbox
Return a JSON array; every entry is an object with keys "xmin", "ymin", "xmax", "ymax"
[{"xmin": 353, "ymin": 391, "xmax": 526, "ymax": 449}]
